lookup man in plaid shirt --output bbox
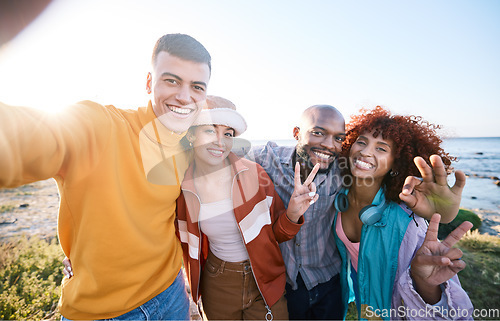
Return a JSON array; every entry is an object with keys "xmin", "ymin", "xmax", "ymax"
[{"xmin": 250, "ymin": 105, "xmax": 346, "ymax": 320}]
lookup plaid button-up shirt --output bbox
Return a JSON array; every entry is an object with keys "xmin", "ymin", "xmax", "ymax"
[{"xmin": 250, "ymin": 141, "xmax": 342, "ymax": 290}]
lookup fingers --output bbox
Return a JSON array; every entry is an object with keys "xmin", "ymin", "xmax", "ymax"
[
  {"xmin": 310, "ymin": 194, "xmax": 319, "ymax": 205},
  {"xmin": 308, "ymin": 182, "xmax": 317, "ymax": 204},
  {"xmin": 450, "ymin": 170, "xmax": 466, "ymax": 194},
  {"xmin": 399, "ymin": 192, "xmax": 416, "ymax": 211},
  {"xmin": 414, "ymin": 251, "xmax": 467, "ymax": 273},
  {"xmin": 414, "ymin": 155, "xmax": 448, "ymax": 186},
  {"xmin": 429, "ymin": 155, "xmax": 448, "ymax": 186},
  {"xmin": 446, "ymin": 247, "xmax": 465, "ymax": 261},
  {"xmin": 303, "ymin": 163, "xmax": 320, "ymax": 186},
  {"xmin": 294, "ymin": 162, "xmax": 320, "ymax": 187},
  {"xmin": 295, "ymin": 183, "xmax": 318, "ymax": 205},
  {"xmin": 442, "ymin": 220, "xmax": 473, "ymax": 248},
  {"xmin": 62, "ymin": 257, "xmax": 73, "ymax": 279},
  {"xmin": 440, "ymin": 248, "xmax": 466, "ymax": 270},
  {"xmin": 292, "ymin": 193, "xmax": 318, "ymax": 206},
  {"xmin": 414, "ymin": 156, "xmax": 433, "ymax": 183},
  {"xmin": 294, "ymin": 162, "xmax": 301, "ymax": 186},
  {"xmin": 62, "ymin": 266, "xmax": 73, "ymax": 278},
  {"xmin": 413, "ymin": 252, "xmax": 451, "ymax": 266},
  {"xmin": 400, "ymin": 175, "xmax": 423, "ymax": 196},
  {"xmin": 399, "ymin": 175, "xmax": 420, "ymax": 208},
  {"xmin": 423, "ymin": 213, "xmax": 441, "ymax": 243}
]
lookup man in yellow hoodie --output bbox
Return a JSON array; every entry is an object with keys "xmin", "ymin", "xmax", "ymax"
[{"xmin": 0, "ymin": 33, "xmax": 210, "ymax": 320}]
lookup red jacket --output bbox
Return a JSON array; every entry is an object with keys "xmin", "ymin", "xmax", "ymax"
[{"xmin": 175, "ymin": 153, "xmax": 303, "ymax": 308}]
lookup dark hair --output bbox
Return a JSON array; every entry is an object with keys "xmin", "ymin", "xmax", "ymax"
[
  {"xmin": 152, "ymin": 33, "xmax": 211, "ymax": 74},
  {"xmin": 339, "ymin": 106, "xmax": 456, "ymax": 203}
]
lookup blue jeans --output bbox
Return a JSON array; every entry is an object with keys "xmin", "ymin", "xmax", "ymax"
[
  {"xmin": 62, "ymin": 270, "xmax": 190, "ymax": 321},
  {"xmin": 285, "ymin": 273, "xmax": 344, "ymax": 320}
]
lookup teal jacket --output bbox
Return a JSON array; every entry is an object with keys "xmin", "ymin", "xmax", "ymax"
[
  {"xmin": 333, "ymin": 189, "xmax": 474, "ymax": 320},
  {"xmin": 333, "ymin": 188, "xmax": 412, "ymax": 320}
]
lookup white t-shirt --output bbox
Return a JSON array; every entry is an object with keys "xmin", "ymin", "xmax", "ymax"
[{"xmin": 199, "ymin": 198, "xmax": 249, "ymax": 262}]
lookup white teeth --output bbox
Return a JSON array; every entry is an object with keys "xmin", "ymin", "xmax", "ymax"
[
  {"xmin": 169, "ymin": 106, "xmax": 192, "ymax": 114},
  {"xmin": 355, "ymin": 159, "xmax": 373, "ymax": 169},
  {"xmin": 313, "ymin": 151, "xmax": 331, "ymax": 160},
  {"xmin": 208, "ymin": 149, "xmax": 223, "ymax": 156}
]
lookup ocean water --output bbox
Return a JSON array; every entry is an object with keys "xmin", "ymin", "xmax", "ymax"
[
  {"xmin": 249, "ymin": 137, "xmax": 500, "ymax": 213},
  {"xmin": 442, "ymin": 137, "xmax": 500, "ymax": 213}
]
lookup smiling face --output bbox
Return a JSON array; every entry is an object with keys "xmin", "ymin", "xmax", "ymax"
[
  {"xmin": 349, "ymin": 130, "xmax": 395, "ymax": 185},
  {"xmin": 147, "ymin": 52, "xmax": 210, "ymax": 133},
  {"xmin": 294, "ymin": 106, "xmax": 345, "ymax": 172},
  {"xmin": 190, "ymin": 125, "xmax": 234, "ymax": 168}
]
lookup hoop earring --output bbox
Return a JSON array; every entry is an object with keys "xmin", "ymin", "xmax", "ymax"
[{"xmin": 390, "ymin": 170, "xmax": 399, "ymax": 177}]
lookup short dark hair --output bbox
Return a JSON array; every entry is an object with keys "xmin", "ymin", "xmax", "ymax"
[{"xmin": 152, "ymin": 33, "xmax": 211, "ymax": 74}]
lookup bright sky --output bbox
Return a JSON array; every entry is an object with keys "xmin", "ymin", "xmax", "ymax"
[{"xmin": 0, "ymin": 0, "xmax": 499, "ymax": 140}]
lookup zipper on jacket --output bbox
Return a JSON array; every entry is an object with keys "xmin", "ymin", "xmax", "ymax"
[
  {"xmin": 180, "ymin": 187, "xmax": 204, "ymax": 308},
  {"xmin": 237, "ymin": 223, "xmax": 274, "ymax": 321},
  {"xmin": 231, "ymin": 167, "xmax": 274, "ymax": 321},
  {"xmin": 185, "ymin": 163, "xmax": 275, "ymax": 319}
]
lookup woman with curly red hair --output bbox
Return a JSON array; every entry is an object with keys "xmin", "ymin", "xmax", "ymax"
[{"xmin": 333, "ymin": 106, "xmax": 474, "ymax": 320}]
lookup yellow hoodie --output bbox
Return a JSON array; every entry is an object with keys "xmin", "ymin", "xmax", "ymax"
[{"xmin": 0, "ymin": 100, "xmax": 190, "ymax": 319}]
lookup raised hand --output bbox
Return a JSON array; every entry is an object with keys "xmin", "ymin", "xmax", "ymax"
[
  {"xmin": 286, "ymin": 162, "xmax": 320, "ymax": 223},
  {"xmin": 410, "ymin": 213, "xmax": 472, "ymax": 304},
  {"xmin": 399, "ymin": 155, "xmax": 466, "ymax": 223}
]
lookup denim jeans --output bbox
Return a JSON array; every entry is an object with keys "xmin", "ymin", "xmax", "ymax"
[
  {"xmin": 285, "ymin": 272, "xmax": 344, "ymax": 320},
  {"xmin": 62, "ymin": 270, "xmax": 190, "ymax": 321}
]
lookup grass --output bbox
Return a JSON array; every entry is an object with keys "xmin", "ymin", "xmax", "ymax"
[
  {"xmin": 0, "ymin": 205, "xmax": 15, "ymax": 214},
  {"xmin": 456, "ymin": 230, "xmax": 500, "ymax": 320},
  {"xmin": 438, "ymin": 208, "xmax": 482, "ymax": 240},
  {"xmin": 0, "ymin": 236, "xmax": 64, "ymax": 320},
  {"xmin": 0, "ymin": 223, "xmax": 498, "ymax": 320},
  {"xmin": 16, "ymin": 192, "xmax": 33, "ymax": 196}
]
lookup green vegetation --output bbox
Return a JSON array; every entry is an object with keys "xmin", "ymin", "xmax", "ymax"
[
  {"xmin": 16, "ymin": 192, "xmax": 33, "ymax": 196},
  {"xmin": 0, "ymin": 237, "xmax": 64, "ymax": 320},
  {"xmin": 457, "ymin": 230, "xmax": 500, "ymax": 320},
  {"xmin": 0, "ymin": 205, "xmax": 15, "ymax": 214},
  {"xmin": 438, "ymin": 208, "xmax": 482, "ymax": 240},
  {"xmin": 0, "ymin": 215, "xmax": 498, "ymax": 320}
]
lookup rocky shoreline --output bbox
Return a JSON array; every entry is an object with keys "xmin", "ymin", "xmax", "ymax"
[
  {"xmin": 0, "ymin": 179, "xmax": 59, "ymax": 241},
  {"xmin": 1, "ymin": 179, "xmax": 499, "ymax": 241}
]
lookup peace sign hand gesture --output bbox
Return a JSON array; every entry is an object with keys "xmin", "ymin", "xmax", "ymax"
[
  {"xmin": 286, "ymin": 162, "xmax": 320, "ymax": 223},
  {"xmin": 410, "ymin": 213, "xmax": 472, "ymax": 304}
]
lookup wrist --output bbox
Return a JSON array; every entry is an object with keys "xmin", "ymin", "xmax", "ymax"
[
  {"xmin": 410, "ymin": 269, "xmax": 442, "ymax": 304},
  {"xmin": 285, "ymin": 210, "xmax": 300, "ymax": 223}
]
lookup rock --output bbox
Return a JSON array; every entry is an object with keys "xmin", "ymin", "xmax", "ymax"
[
  {"xmin": 0, "ymin": 219, "xmax": 17, "ymax": 225},
  {"xmin": 19, "ymin": 203, "xmax": 30, "ymax": 208},
  {"xmin": 475, "ymin": 152, "xmax": 484, "ymax": 155},
  {"xmin": 471, "ymin": 196, "xmax": 477, "ymax": 199}
]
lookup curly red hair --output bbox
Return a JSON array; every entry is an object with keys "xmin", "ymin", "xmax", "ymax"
[{"xmin": 339, "ymin": 106, "xmax": 456, "ymax": 203}]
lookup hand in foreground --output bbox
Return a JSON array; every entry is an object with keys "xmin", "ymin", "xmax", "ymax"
[
  {"xmin": 62, "ymin": 257, "xmax": 73, "ymax": 279},
  {"xmin": 286, "ymin": 162, "xmax": 320, "ymax": 223},
  {"xmin": 399, "ymin": 155, "xmax": 466, "ymax": 223},
  {"xmin": 410, "ymin": 213, "xmax": 472, "ymax": 304}
]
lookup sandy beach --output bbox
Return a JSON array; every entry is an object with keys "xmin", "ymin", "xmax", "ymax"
[{"xmin": 0, "ymin": 179, "xmax": 59, "ymax": 241}]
